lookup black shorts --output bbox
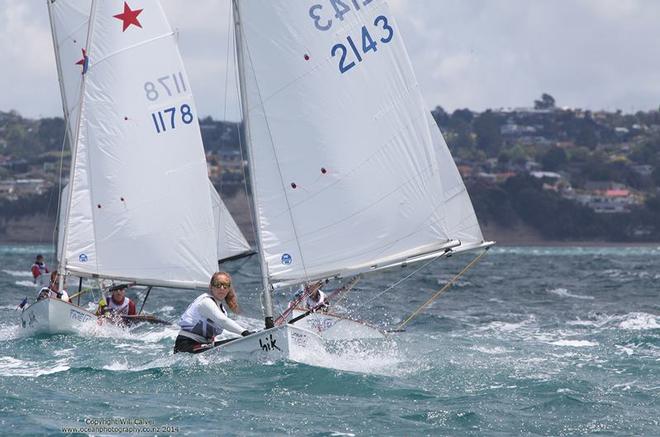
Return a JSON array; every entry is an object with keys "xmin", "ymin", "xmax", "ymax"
[{"xmin": 173, "ymin": 335, "xmax": 214, "ymax": 354}]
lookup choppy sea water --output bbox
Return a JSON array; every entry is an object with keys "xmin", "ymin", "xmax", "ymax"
[{"xmin": 0, "ymin": 244, "xmax": 658, "ymax": 436}]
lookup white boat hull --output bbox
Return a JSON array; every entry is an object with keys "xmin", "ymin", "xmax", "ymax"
[
  {"xmin": 20, "ymin": 298, "xmax": 97, "ymax": 335},
  {"xmin": 290, "ymin": 310, "xmax": 385, "ymax": 340},
  {"xmin": 212, "ymin": 325, "xmax": 326, "ymax": 362}
]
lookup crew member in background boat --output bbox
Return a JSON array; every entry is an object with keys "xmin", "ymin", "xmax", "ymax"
[
  {"xmin": 96, "ymin": 284, "xmax": 136, "ymax": 316},
  {"xmin": 174, "ymin": 272, "xmax": 254, "ymax": 354},
  {"xmin": 289, "ymin": 282, "xmax": 329, "ymax": 312},
  {"xmin": 37, "ymin": 271, "xmax": 70, "ymax": 302},
  {"xmin": 31, "ymin": 254, "xmax": 49, "ymax": 289}
]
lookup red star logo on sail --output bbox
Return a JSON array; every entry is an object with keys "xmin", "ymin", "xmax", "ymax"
[
  {"xmin": 113, "ymin": 2, "xmax": 143, "ymax": 32},
  {"xmin": 75, "ymin": 48, "xmax": 89, "ymax": 74}
]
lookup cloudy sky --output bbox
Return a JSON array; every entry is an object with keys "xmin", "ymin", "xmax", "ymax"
[{"xmin": 1, "ymin": 0, "xmax": 659, "ymax": 120}]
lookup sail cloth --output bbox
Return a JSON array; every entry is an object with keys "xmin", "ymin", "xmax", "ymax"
[
  {"xmin": 209, "ymin": 181, "xmax": 252, "ymax": 262},
  {"xmin": 48, "ymin": 0, "xmax": 91, "ymax": 265},
  {"xmin": 49, "ymin": 0, "xmax": 252, "ymax": 278},
  {"xmin": 60, "ymin": 0, "xmax": 219, "ymax": 289},
  {"xmin": 59, "ymin": 180, "xmax": 252, "ymax": 267},
  {"xmin": 234, "ymin": 0, "xmax": 486, "ymax": 287},
  {"xmin": 48, "ymin": 0, "xmax": 91, "ymax": 144}
]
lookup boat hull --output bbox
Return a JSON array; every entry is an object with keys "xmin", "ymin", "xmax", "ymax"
[
  {"xmin": 19, "ymin": 298, "xmax": 97, "ymax": 335},
  {"xmin": 290, "ymin": 310, "xmax": 385, "ymax": 340},
  {"xmin": 212, "ymin": 324, "xmax": 326, "ymax": 362}
]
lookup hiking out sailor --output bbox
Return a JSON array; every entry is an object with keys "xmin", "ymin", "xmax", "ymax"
[
  {"xmin": 174, "ymin": 272, "xmax": 254, "ymax": 354},
  {"xmin": 96, "ymin": 284, "xmax": 137, "ymax": 316},
  {"xmin": 36, "ymin": 271, "xmax": 70, "ymax": 302},
  {"xmin": 289, "ymin": 282, "xmax": 329, "ymax": 312},
  {"xmin": 31, "ymin": 254, "xmax": 50, "ymax": 289}
]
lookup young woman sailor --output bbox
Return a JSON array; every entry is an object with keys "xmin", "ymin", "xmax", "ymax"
[{"xmin": 174, "ymin": 272, "xmax": 254, "ymax": 354}]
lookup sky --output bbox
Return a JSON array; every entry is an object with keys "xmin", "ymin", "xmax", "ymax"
[{"xmin": 1, "ymin": 0, "xmax": 659, "ymax": 121}]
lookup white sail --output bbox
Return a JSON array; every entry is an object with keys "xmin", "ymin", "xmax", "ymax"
[
  {"xmin": 56, "ymin": 183, "xmax": 69, "ymax": 264},
  {"xmin": 59, "ymin": 180, "xmax": 252, "ymax": 266},
  {"xmin": 234, "ymin": 0, "xmax": 487, "ymax": 287},
  {"xmin": 61, "ymin": 0, "xmax": 218, "ymax": 289},
  {"xmin": 47, "ymin": 0, "xmax": 91, "ymax": 143},
  {"xmin": 48, "ymin": 0, "xmax": 91, "ymax": 265},
  {"xmin": 209, "ymin": 181, "xmax": 252, "ymax": 261},
  {"xmin": 50, "ymin": 0, "xmax": 252, "ymax": 274}
]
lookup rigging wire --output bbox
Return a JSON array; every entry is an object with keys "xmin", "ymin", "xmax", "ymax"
[
  {"xmin": 395, "ymin": 248, "xmax": 490, "ymax": 331},
  {"xmin": 329, "ymin": 275, "xmax": 361, "ymax": 307},
  {"xmin": 362, "ymin": 251, "xmax": 449, "ymax": 306}
]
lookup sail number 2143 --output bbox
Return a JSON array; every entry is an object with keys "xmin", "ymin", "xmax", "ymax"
[{"xmin": 332, "ymin": 15, "xmax": 393, "ymax": 74}]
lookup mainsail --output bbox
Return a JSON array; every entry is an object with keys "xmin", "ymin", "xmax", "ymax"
[
  {"xmin": 48, "ymin": 0, "xmax": 251, "ymax": 285},
  {"xmin": 233, "ymin": 0, "xmax": 490, "ymax": 289},
  {"xmin": 55, "ymin": 0, "xmax": 232, "ymax": 289}
]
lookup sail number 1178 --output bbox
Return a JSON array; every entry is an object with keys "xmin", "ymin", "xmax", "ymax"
[{"xmin": 151, "ymin": 104, "xmax": 194, "ymax": 134}]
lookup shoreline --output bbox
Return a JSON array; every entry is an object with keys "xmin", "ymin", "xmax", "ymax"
[
  {"xmin": 2, "ymin": 239, "xmax": 659, "ymax": 248},
  {"xmin": 1, "ymin": 207, "xmax": 659, "ymax": 248},
  {"xmin": 493, "ymin": 240, "xmax": 660, "ymax": 248}
]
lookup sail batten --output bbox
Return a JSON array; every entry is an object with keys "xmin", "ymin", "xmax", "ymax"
[{"xmin": 235, "ymin": 0, "xmax": 486, "ymax": 287}]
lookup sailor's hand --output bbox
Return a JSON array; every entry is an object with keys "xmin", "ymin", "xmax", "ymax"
[{"xmin": 241, "ymin": 330, "xmax": 254, "ymax": 337}]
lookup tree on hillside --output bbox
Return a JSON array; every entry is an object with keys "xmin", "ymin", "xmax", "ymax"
[
  {"xmin": 576, "ymin": 113, "xmax": 598, "ymax": 149},
  {"xmin": 450, "ymin": 108, "xmax": 474, "ymax": 126},
  {"xmin": 37, "ymin": 118, "xmax": 66, "ymax": 152},
  {"xmin": 534, "ymin": 93, "xmax": 556, "ymax": 110},
  {"xmin": 432, "ymin": 106, "xmax": 449, "ymax": 127},
  {"xmin": 541, "ymin": 146, "xmax": 567, "ymax": 171},
  {"xmin": 474, "ymin": 110, "xmax": 503, "ymax": 156}
]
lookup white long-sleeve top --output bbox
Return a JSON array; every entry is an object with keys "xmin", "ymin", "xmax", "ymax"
[{"xmin": 177, "ymin": 293, "xmax": 246, "ymax": 343}]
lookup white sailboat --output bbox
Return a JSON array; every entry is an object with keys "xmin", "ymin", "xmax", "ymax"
[
  {"xmin": 210, "ymin": 0, "xmax": 493, "ymax": 357},
  {"xmin": 20, "ymin": 0, "xmax": 252, "ymax": 335}
]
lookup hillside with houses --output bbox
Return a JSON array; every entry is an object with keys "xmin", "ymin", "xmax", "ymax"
[{"xmin": 1, "ymin": 94, "xmax": 659, "ymax": 243}]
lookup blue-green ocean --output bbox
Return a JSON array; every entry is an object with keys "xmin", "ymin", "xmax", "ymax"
[{"xmin": 0, "ymin": 244, "xmax": 658, "ymax": 436}]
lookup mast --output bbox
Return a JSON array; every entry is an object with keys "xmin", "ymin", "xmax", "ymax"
[{"xmin": 232, "ymin": 0, "xmax": 274, "ymax": 328}]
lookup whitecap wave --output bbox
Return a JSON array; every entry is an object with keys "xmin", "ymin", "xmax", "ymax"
[
  {"xmin": 547, "ymin": 288, "xmax": 594, "ymax": 300},
  {"xmin": 0, "ymin": 356, "xmax": 70, "ymax": 377},
  {"xmin": 618, "ymin": 312, "xmax": 660, "ymax": 330},
  {"xmin": 550, "ymin": 340, "xmax": 598, "ymax": 347},
  {"xmin": 2, "ymin": 269, "xmax": 32, "ymax": 277},
  {"xmin": 0, "ymin": 323, "xmax": 20, "ymax": 341},
  {"xmin": 292, "ymin": 339, "xmax": 406, "ymax": 376},
  {"xmin": 471, "ymin": 346, "xmax": 510, "ymax": 354},
  {"xmin": 479, "ymin": 317, "xmax": 535, "ymax": 333},
  {"xmin": 15, "ymin": 280, "xmax": 37, "ymax": 289},
  {"xmin": 566, "ymin": 312, "xmax": 658, "ymax": 331},
  {"xmin": 103, "ymin": 359, "xmax": 130, "ymax": 371}
]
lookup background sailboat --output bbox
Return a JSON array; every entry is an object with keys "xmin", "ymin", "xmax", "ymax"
[
  {"xmin": 212, "ymin": 0, "xmax": 493, "ymax": 356},
  {"xmin": 48, "ymin": 0, "xmax": 251, "ymax": 273},
  {"xmin": 20, "ymin": 0, "xmax": 251, "ymax": 334}
]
